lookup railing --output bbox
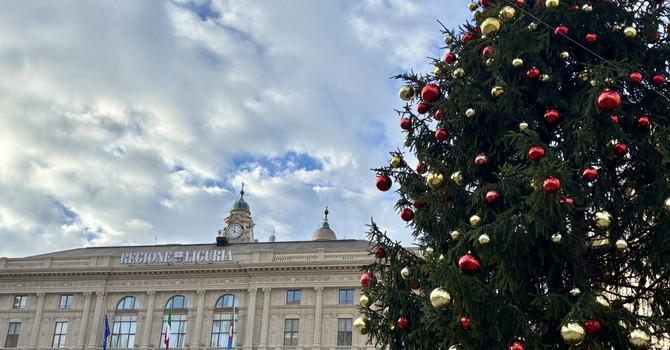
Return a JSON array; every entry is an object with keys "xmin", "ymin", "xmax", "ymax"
[
  {"xmin": 4, "ymin": 259, "xmax": 46, "ymax": 268},
  {"xmin": 273, "ymin": 253, "xmax": 319, "ymax": 262},
  {"xmin": 51, "ymin": 258, "xmax": 92, "ymax": 267}
]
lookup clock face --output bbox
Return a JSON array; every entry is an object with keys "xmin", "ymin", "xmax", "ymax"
[{"xmin": 227, "ymin": 224, "xmax": 243, "ymax": 239}]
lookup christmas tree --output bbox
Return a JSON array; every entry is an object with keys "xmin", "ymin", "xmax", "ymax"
[{"xmin": 358, "ymin": 1, "xmax": 670, "ymax": 349}]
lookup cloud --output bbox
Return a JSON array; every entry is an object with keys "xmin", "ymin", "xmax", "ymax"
[{"xmin": 0, "ymin": 0, "xmax": 469, "ymax": 257}]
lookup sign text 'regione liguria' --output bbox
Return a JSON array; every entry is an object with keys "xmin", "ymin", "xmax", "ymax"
[{"xmin": 120, "ymin": 249, "xmax": 232, "ymax": 265}]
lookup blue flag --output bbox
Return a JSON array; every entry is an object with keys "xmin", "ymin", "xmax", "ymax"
[{"xmin": 103, "ymin": 313, "xmax": 111, "ymax": 350}]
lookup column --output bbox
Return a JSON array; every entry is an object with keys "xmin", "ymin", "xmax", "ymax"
[
  {"xmin": 191, "ymin": 290, "xmax": 206, "ymax": 349},
  {"xmin": 243, "ymin": 288, "xmax": 258, "ymax": 350},
  {"xmin": 28, "ymin": 292, "xmax": 46, "ymax": 349},
  {"xmin": 140, "ymin": 291, "xmax": 156, "ymax": 350},
  {"xmin": 258, "ymin": 288, "xmax": 271, "ymax": 350},
  {"xmin": 88, "ymin": 292, "xmax": 106, "ymax": 348},
  {"xmin": 76, "ymin": 292, "xmax": 93, "ymax": 349},
  {"xmin": 312, "ymin": 287, "xmax": 324, "ymax": 350}
]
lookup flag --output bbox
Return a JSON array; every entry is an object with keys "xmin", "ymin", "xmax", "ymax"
[
  {"xmin": 164, "ymin": 308, "xmax": 172, "ymax": 350},
  {"xmin": 227, "ymin": 307, "xmax": 235, "ymax": 350},
  {"xmin": 102, "ymin": 313, "xmax": 111, "ymax": 350}
]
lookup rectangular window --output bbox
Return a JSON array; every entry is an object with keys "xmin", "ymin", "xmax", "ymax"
[
  {"xmin": 337, "ymin": 318, "xmax": 353, "ymax": 346},
  {"xmin": 59, "ymin": 295, "xmax": 73, "ymax": 309},
  {"xmin": 52, "ymin": 322, "xmax": 68, "ymax": 348},
  {"xmin": 5, "ymin": 322, "xmax": 20, "ymax": 348},
  {"xmin": 160, "ymin": 314, "xmax": 187, "ymax": 348},
  {"xmin": 210, "ymin": 313, "xmax": 237, "ymax": 347},
  {"xmin": 12, "ymin": 295, "xmax": 27, "ymax": 309},
  {"xmin": 338, "ymin": 289, "xmax": 354, "ymax": 304},
  {"xmin": 283, "ymin": 319, "xmax": 299, "ymax": 346},
  {"xmin": 286, "ymin": 290, "xmax": 301, "ymax": 304},
  {"xmin": 111, "ymin": 315, "xmax": 137, "ymax": 348}
]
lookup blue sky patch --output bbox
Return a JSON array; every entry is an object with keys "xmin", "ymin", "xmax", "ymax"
[{"xmin": 233, "ymin": 151, "xmax": 323, "ymax": 177}]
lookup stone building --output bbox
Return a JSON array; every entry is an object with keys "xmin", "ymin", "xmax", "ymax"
[{"xmin": 0, "ymin": 190, "xmax": 374, "ymax": 350}]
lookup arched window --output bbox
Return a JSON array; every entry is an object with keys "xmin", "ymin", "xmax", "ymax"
[
  {"xmin": 211, "ymin": 294, "xmax": 239, "ymax": 347},
  {"xmin": 110, "ymin": 296, "xmax": 139, "ymax": 348},
  {"xmin": 161, "ymin": 295, "xmax": 188, "ymax": 347}
]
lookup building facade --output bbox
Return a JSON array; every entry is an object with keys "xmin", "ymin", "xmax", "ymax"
[{"xmin": 0, "ymin": 191, "xmax": 374, "ymax": 350}]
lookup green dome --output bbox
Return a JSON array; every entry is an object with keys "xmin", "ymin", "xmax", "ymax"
[{"xmin": 231, "ymin": 189, "xmax": 250, "ymax": 213}]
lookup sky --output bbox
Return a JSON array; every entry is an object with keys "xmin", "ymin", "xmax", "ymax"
[{"xmin": 0, "ymin": 0, "xmax": 469, "ymax": 258}]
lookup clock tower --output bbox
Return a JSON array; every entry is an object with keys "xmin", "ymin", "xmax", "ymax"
[{"xmin": 217, "ymin": 186, "xmax": 255, "ymax": 244}]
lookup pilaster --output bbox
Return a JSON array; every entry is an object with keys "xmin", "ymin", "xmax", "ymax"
[{"xmin": 243, "ymin": 288, "xmax": 258, "ymax": 350}]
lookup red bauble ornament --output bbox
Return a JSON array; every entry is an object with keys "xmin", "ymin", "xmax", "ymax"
[
  {"xmin": 416, "ymin": 162, "xmax": 425, "ymax": 174},
  {"xmin": 543, "ymin": 177, "xmax": 561, "ymax": 193},
  {"xmin": 652, "ymin": 73, "xmax": 665, "ymax": 86},
  {"xmin": 458, "ymin": 253, "xmax": 481, "ymax": 275},
  {"xmin": 444, "ymin": 52, "xmax": 457, "ymax": 64},
  {"xmin": 376, "ymin": 175, "xmax": 392, "ymax": 191},
  {"xmin": 560, "ymin": 196, "xmax": 575, "ymax": 207},
  {"xmin": 485, "ymin": 190, "xmax": 500, "ymax": 204},
  {"xmin": 417, "ymin": 103, "xmax": 429, "ymax": 114},
  {"xmin": 610, "ymin": 115, "xmax": 620, "ymax": 124},
  {"xmin": 569, "ymin": 4, "xmax": 580, "ymax": 10},
  {"xmin": 460, "ymin": 316, "xmax": 472, "ymax": 330},
  {"xmin": 434, "ymin": 110, "xmax": 444, "ymax": 120},
  {"xmin": 509, "ymin": 341, "xmax": 525, "ymax": 350},
  {"xmin": 360, "ymin": 272, "xmax": 375, "ymax": 288},
  {"xmin": 400, "ymin": 208, "xmax": 414, "ymax": 221},
  {"xmin": 397, "ymin": 315, "xmax": 410, "ymax": 330},
  {"xmin": 462, "ymin": 33, "xmax": 474, "ymax": 42},
  {"xmin": 435, "ymin": 129, "xmax": 448, "ymax": 141},
  {"xmin": 613, "ymin": 142, "xmax": 628, "ymax": 156},
  {"xmin": 583, "ymin": 319, "xmax": 602, "ymax": 334},
  {"xmin": 585, "ymin": 33, "xmax": 597, "ymax": 44},
  {"xmin": 528, "ymin": 146, "xmax": 545, "ymax": 161},
  {"xmin": 526, "ymin": 67, "xmax": 540, "ymax": 80},
  {"xmin": 374, "ymin": 247, "xmax": 386, "ymax": 259},
  {"xmin": 474, "ymin": 153, "xmax": 488, "ymax": 166},
  {"xmin": 482, "ymin": 46, "xmax": 493, "ymax": 57},
  {"xmin": 544, "ymin": 109, "xmax": 561, "ymax": 123},
  {"xmin": 597, "ymin": 90, "xmax": 621, "ymax": 112},
  {"xmin": 650, "ymin": 31, "xmax": 660, "ymax": 43},
  {"xmin": 555, "ymin": 25, "xmax": 569, "ymax": 37},
  {"xmin": 412, "ymin": 199, "xmax": 425, "ymax": 208},
  {"xmin": 400, "ymin": 117, "xmax": 412, "ymax": 130},
  {"xmin": 630, "ymin": 72, "xmax": 643, "ymax": 85},
  {"xmin": 480, "ymin": 0, "xmax": 490, "ymax": 7},
  {"xmin": 515, "ymin": 0, "xmax": 525, "ymax": 5},
  {"xmin": 637, "ymin": 115, "xmax": 651, "ymax": 128},
  {"xmin": 421, "ymin": 84, "xmax": 441, "ymax": 103},
  {"xmin": 582, "ymin": 167, "xmax": 598, "ymax": 181}
]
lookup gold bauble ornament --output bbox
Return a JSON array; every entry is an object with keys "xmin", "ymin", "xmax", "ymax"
[
  {"xmin": 596, "ymin": 295, "xmax": 610, "ymax": 307},
  {"xmin": 569, "ymin": 287, "xmax": 581, "ymax": 297},
  {"xmin": 400, "ymin": 267, "xmax": 412, "ymax": 280},
  {"xmin": 613, "ymin": 24, "xmax": 624, "ymax": 32},
  {"xmin": 383, "ymin": 306, "xmax": 389, "ymax": 315},
  {"xmin": 620, "ymin": 0, "xmax": 629, "ymax": 4},
  {"xmin": 485, "ymin": 58, "xmax": 495, "ymax": 67},
  {"xmin": 427, "ymin": 172, "xmax": 445, "ymax": 189},
  {"xmin": 591, "ymin": 234, "xmax": 610, "ymax": 248},
  {"xmin": 398, "ymin": 85, "xmax": 414, "ymax": 101},
  {"xmin": 561, "ymin": 322, "xmax": 586, "ymax": 346},
  {"xmin": 528, "ymin": 22, "xmax": 538, "ymax": 30},
  {"xmin": 540, "ymin": 74, "xmax": 551, "ymax": 82},
  {"xmin": 593, "ymin": 210, "xmax": 614, "ymax": 230},
  {"xmin": 519, "ymin": 122, "xmax": 529, "ymax": 130},
  {"xmin": 430, "ymin": 287, "xmax": 452, "ymax": 309},
  {"xmin": 434, "ymin": 66, "xmax": 443, "ymax": 76},
  {"xmin": 560, "ymin": 51, "xmax": 570, "ymax": 60},
  {"xmin": 450, "ymin": 171, "xmax": 464, "ymax": 186},
  {"xmin": 491, "ymin": 85, "xmax": 505, "ymax": 98},
  {"xmin": 444, "ymin": 34, "xmax": 454, "ymax": 44},
  {"xmin": 438, "ymin": 254, "xmax": 445, "ymax": 261},
  {"xmin": 472, "ymin": 10, "xmax": 481, "ymax": 19},
  {"xmin": 624, "ymin": 27, "xmax": 637, "ymax": 39},
  {"xmin": 465, "ymin": 108, "xmax": 476, "ymax": 118},
  {"xmin": 451, "ymin": 230, "xmax": 461, "ymax": 240},
  {"xmin": 499, "ymin": 6, "xmax": 517, "ymax": 22},
  {"xmin": 616, "ymin": 239, "xmax": 628, "ymax": 251},
  {"xmin": 453, "ymin": 68, "xmax": 465, "ymax": 78},
  {"xmin": 663, "ymin": 196, "xmax": 670, "ymax": 213},
  {"xmin": 582, "ymin": 4, "xmax": 593, "ymax": 12},
  {"xmin": 470, "ymin": 215, "xmax": 482, "ymax": 227},
  {"xmin": 551, "ymin": 233, "xmax": 563, "ymax": 243},
  {"xmin": 546, "ymin": 0, "xmax": 560, "ymax": 8},
  {"xmin": 404, "ymin": 138, "xmax": 411, "ymax": 147},
  {"xmin": 629, "ymin": 328, "xmax": 651, "ymax": 349},
  {"xmin": 512, "ymin": 58, "xmax": 524, "ymax": 68},
  {"xmin": 467, "ymin": 2, "xmax": 478, "ymax": 11},
  {"xmin": 354, "ymin": 317, "xmax": 370, "ymax": 335},
  {"xmin": 390, "ymin": 156, "xmax": 403, "ymax": 168},
  {"xmin": 448, "ymin": 345, "xmax": 462, "ymax": 350},
  {"xmin": 481, "ymin": 17, "xmax": 502, "ymax": 37},
  {"xmin": 478, "ymin": 234, "xmax": 491, "ymax": 245},
  {"xmin": 359, "ymin": 295, "xmax": 371, "ymax": 308},
  {"xmin": 579, "ymin": 70, "xmax": 590, "ymax": 82},
  {"xmin": 424, "ymin": 247, "xmax": 434, "ymax": 256}
]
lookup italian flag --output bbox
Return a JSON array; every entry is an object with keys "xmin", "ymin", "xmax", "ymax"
[
  {"xmin": 164, "ymin": 308, "xmax": 172, "ymax": 350},
  {"xmin": 227, "ymin": 308, "xmax": 235, "ymax": 350}
]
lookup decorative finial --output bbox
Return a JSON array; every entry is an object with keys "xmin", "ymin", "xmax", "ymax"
[
  {"xmin": 324, "ymin": 207, "xmax": 329, "ymax": 221},
  {"xmin": 240, "ymin": 182, "xmax": 245, "ymax": 197}
]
